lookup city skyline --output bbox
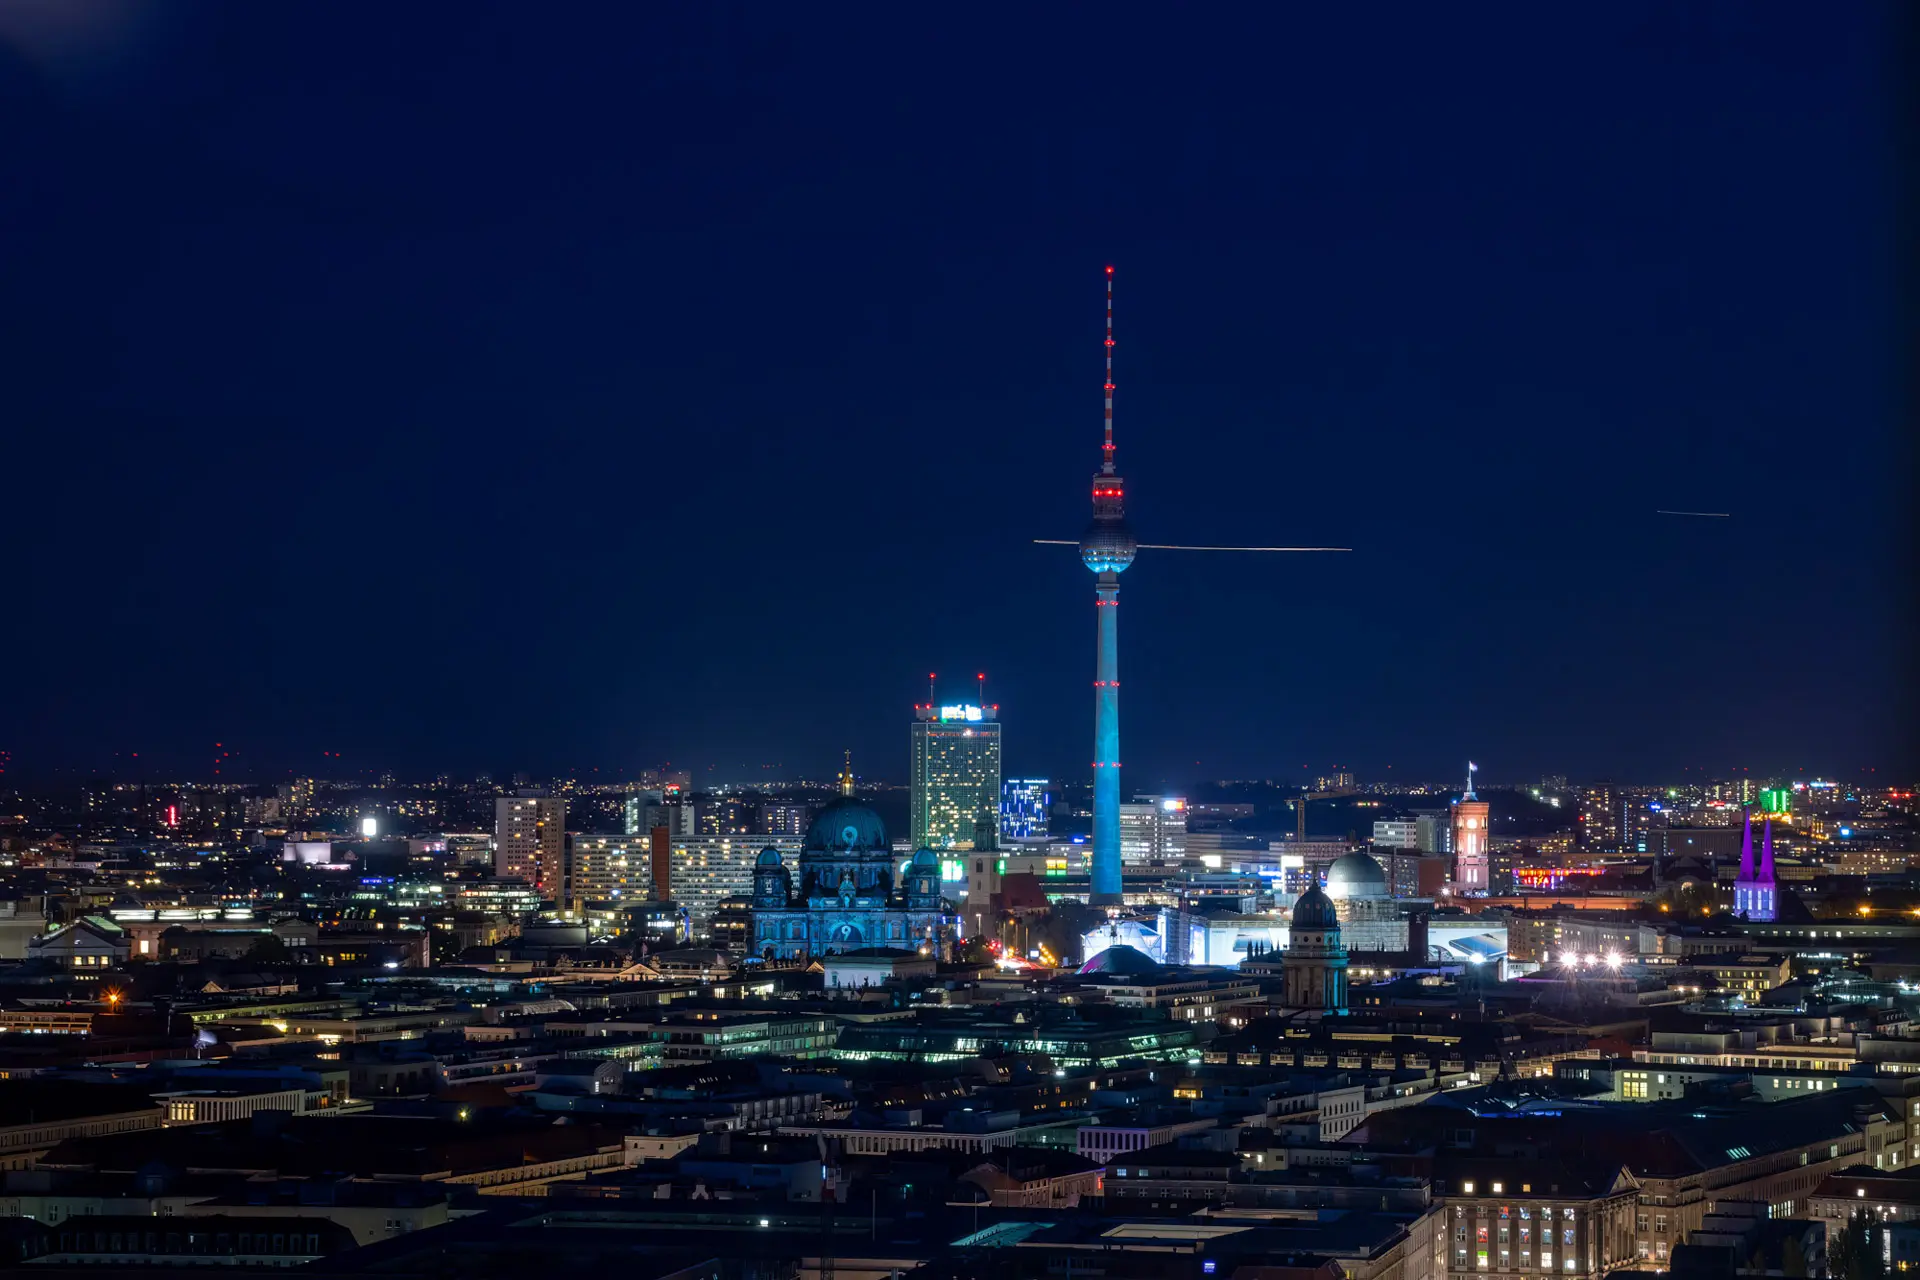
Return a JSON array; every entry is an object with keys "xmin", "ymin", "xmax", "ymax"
[{"xmin": 0, "ymin": 9, "xmax": 1914, "ymax": 1278}]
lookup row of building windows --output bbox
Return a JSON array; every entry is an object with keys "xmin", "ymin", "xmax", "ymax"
[
  {"xmin": 1462, "ymin": 1226, "xmax": 1581, "ymax": 1244},
  {"xmin": 54, "ymin": 1230, "xmax": 322, "ymax": 1255},
  {"xmin": 1454, "ymin": 1247, "xmax": 1568, "ymax": 1271}
]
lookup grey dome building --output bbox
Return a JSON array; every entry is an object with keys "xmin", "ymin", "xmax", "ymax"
[{"xmin": 1324, "ymin": 851, "xmax": 1389, "ymax": 901}]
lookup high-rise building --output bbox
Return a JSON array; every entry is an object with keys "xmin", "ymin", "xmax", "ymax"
[
  {"xmin": 1372, "ymin": 820, "xmax": 1419, "ymax": 850},
  {"xmin": 758, "ymin": 802, "xmax": 811, "ymax": 837},
  {"xmin": 1621, "ymin": 795, "xmax": 1665, "ymax": 855},
  {"xmin": 1119, "ymin": 796, "xmax": 1187, "ymax": 867},
  {"xmin": 568, "ymin": 835, "xmax": 649, "ymax": 905},
  {"xmin": 1409, "ymin": 810, "xmax": 1451, "ymax": 854},
  {"xmin": 669, "ymin": 834, "xmax": 802, "ymax": 938},
  {"xmin": 241, "ymin": 793, "xmax": 283, "ymax": 826},
  {"xmin": 1450, "ymin": 763, "xmax": 1489, "ymax": 894},
  {"xmin": 622, "ymin": 789, "xmax": 664, "ymax": 835},
  {"xmin": 494, "ymin": 793, "xmax": 566, "ymax": 899},
  {"xmin": 279, "ymin": 778, "xmax": 315, "ymax": 819},
  {"xmin": 1579, "ymin": 783, "xmax": 1620, "ymax": 852},
  {"xmin": 1712, "ymin": 778, "xmax": 1757, "ymax": 806},
  {"xmin": 696, "ymin": 797, "xmax": 754, "ymax": 836},
  {"xmin": 648, "ymin": 826, "xmax": 671, "ymax": 901},
  {"xmin": 1000, "ymin": 779, "xmax": 1052, "ymax": 839},
  {"xmin": 909, "ymin": 701, "xmax": 1002, "ymax": 851},
  {"xmin": 635, "ymin": 798, "xmax": 697, "ymax": 837}
]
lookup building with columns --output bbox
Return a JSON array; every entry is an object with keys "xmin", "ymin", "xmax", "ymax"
[{"xmin": 1281, "ymin": 884, "xmax": 1348, "ymax": 1014}]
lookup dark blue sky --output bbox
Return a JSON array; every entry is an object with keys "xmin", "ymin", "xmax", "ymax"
[{"xmin": 2, "ymin": 3, "xmax": 1902, "ymax": 787}]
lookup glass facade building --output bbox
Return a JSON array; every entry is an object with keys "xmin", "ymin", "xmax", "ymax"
[
  {"xmin": 1001, "ymin": 778, "xmax": 1052, "ymax": 839},
  {"xmin": 909, "ymin": 703, "xmax": 1002, "ymax": 850},
  {"xmin": 1119, "ymin": 796, "xmax": 1187, "ymax": 867}
]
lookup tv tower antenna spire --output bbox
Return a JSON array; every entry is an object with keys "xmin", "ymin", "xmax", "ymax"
[{"xmin": 1102, "ymin": 264, "xmax": 1116, "ymax": 475}]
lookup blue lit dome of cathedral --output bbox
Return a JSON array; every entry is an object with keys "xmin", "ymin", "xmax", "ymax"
[{"xmin": 750, "ymin": 797, "xmax": 958, "ymax": 961}]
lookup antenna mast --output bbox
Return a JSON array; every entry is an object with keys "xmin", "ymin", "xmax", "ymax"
[{"xmin": 1102, "ymin": 265, "xmax": 1116, "ymax": 474}]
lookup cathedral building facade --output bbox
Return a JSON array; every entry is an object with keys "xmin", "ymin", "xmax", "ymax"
[{"xmin": 750, "ymin": 798, "xmax": 958, "ymax": 960}]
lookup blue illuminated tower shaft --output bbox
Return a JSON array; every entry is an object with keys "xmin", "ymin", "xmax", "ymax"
[{"xmin": 1092, "ymin": 573, "xmax": 1122, "ymax": 902}]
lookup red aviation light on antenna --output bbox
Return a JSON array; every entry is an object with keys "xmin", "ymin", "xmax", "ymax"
[{"xmin": 1105, "ymin": 265, "xmax": 1113, "ymax": 274}]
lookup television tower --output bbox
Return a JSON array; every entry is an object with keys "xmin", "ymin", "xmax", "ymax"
[
  {"xmin": 1042, "ymin": 268, "xmax": 1351, "ymax": 907},
  {"xmin": 1080, "ymin": 267, "xmax": 1135, "ymax": 902}
]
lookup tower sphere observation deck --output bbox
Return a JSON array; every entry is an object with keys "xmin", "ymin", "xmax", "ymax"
[{"xmin": 1080, "ymin": 517, "xmax": 1137, "ymax": 575}]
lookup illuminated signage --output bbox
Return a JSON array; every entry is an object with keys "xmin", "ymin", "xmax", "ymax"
[
  {"xmin": 939, "ymin": 704, "xmax": 985, "ymax": 722},
  {"xmin": 1759, "ymin": 789, "xmax": 1790, "ymax": 815},
  {"xmin": 1161, "ymin": 798, "xmax": 1186, "ymax": 813}
]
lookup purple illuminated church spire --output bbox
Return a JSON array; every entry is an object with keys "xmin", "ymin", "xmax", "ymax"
[{"xmin": 1734, "ymin": 808, "xmax": 1777, "ymax": 922}]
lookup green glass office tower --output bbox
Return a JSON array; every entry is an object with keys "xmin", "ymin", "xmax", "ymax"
[{"xmin": 910, "ymin": 702, "xmax": 1002, "ymax": 851}]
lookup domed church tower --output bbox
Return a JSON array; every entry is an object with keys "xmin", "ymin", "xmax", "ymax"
[
  {"xmin": 905, "ymin": 848, "xmax": 943, "ymax": 911},
  {"xmin": 1283, "ymin": 884, "xmax": 1349, "ymax": 1013},
  {"xmin": 752, "ymin": 848, "xmax": 791, "ymax": 908}
]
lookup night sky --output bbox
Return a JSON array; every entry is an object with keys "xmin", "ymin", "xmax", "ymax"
[{"xmin": 2, "ymin": 3, "xmax": 1904, "ymax": 788}]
